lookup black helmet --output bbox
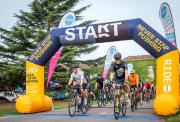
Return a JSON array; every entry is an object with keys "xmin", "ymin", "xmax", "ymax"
[
  {"xmin": 114, "ymin": 52, "xmax": 122, "ymax": 60},
  {"xmin": 71, "ymin": 64, "xmax": 79, "ymax": 69}
]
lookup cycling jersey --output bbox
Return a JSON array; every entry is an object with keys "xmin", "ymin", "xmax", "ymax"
[
  {"xmin": 144, "ymin": 82, "xmax": 152, "ymax": 89},
  {"xmin": 129, "ymin": 74, "xmax": 138, "ymax": 86},
  {"xmin": 96, "ymin": 77, "xmax": 104, "ymax": 89},
  {"xmin": 110, "ymin": 61, "xmax": 127, "ymax": 83},
  {"xmin": 70, "ymin": 71, "xmax": 87, "ymax": 84}
]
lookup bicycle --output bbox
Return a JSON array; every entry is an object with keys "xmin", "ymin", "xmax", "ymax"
[
  {"xmin": 68, "ymin": 85, "xmax": 88, "ymax": 117},
  {"xmin": 113, "ymin": 82, "xmax": 127, "ymax": 120},
  {"xmin": 105, "ymin": 84, "xmax": 113, "ymax": 104},
  {"xmin": 87, "ymin": 91, "xmax": 94, "ymax": 110},
  {"xmin": 85, "ymin": 83, "xmax": 95, "ymax": 110},
  {"xmin": 145, "ymin": 88, "xmax": 152, "ymax": 103},
  {"xmin": 130, "ymin": 86, "xmax": 138, "ymax": 112},
  {"xmin": 97, "ymin": 88, "xmax": 106, "ymax": 107}
]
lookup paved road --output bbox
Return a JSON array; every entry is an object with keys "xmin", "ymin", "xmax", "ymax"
[{"xmin": 0, "ymin": 102, "xmax": 165, "ymax": 122}]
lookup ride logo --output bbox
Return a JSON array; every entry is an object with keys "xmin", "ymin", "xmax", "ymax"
[{"xmin": 163, "ymin": 59, "xmax": 171, "ymax": 92}]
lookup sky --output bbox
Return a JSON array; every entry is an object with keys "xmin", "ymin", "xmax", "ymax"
[{"xmin": 0, "ymin": 0, "xmax": 179, "ymax": 60}]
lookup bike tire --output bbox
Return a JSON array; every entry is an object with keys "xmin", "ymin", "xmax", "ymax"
[
  {"xmin": 114, "ymin": 95, "xmax": 120, "ymax": 120},
  {"xmin": 121, "ymin": 102, "xmax": 127, "ymax": 116},
  {"xmin": 135, "ymin": 100, "xmax": 138, "ymax": 110},
  {"xmin": 82, "ymin": 97, "xmax": 88, "ymax": 114},
  {"xmin": 131, "ymin": 94, "xmax": 135, "ymax": 112},
  {"xmin": 97, "ymin": 95, "xmax": 103, "ymax": 107},
  {"xmin": 68, "ymin": 95, "xmax": 76, "ymax": 117},
  {"xmin": 87, "ymin": 94, "xmax": 93, "ymax": 110},
  {"xmin": 104, "ymin": 95, "xmax": 108, "ymax": 105},
  {"xmin": 81, "ymin": 105, "xmax": 88, "ymax": 114}
]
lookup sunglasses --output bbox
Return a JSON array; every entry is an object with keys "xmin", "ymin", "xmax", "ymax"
[{"xmin": 115, "ymin": 58, "xmax": 121, "ymax": 61}]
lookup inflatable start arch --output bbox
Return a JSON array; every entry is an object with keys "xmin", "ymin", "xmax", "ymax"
[{"xmin": 16, "ymin": 18, "xmax": 179, "ymax": 116}]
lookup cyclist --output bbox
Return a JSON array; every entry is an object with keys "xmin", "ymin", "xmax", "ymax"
[
  {"xmin": 138, "ymin": 82, "xmax": 144, "ymax": 104},
  {"xmin": 95, "ymin": 75, "xmax": 105, "ymax": 100},
  {"xmin": 109, "ymin": 52, "xmax": 129, "ymax": 102},
  {"xmin": 144, "ymin": 79, "xmax": 153, "ymax": 92},
  {"xmin": 104, "ymin": 79, "xmax": 111, "ymax": 86},
  {"xmin": 144, "ymin": 79, "xmax": 153, "ymax": 100},
  {"xmin": 68, "ymin": 64, "xmax": 86, "ymax": 88},
  {"xmin": 85, "ymin": 74, "xmax": 96, "ymax": 99},
  {"xmin": 151, "ymin": 84, "xmax": 155, "ymax": 99},
  {"xmin": 129, "ymin": 69, "xmax": 139, "ymax": 87},
  {"xmin": 104, "ymin": 79, "xmax": 112, "ymax": 95},
  {"xmin": 68, "ymin": 64, "xmax": 87, "ymax": 110},
  {"xmin": 129, "ymin": 70, "xmax": 142, "ymax": 104}
]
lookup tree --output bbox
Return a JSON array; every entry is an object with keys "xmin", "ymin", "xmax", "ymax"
[{"xmin": 0, "ymin": 0, "xmax": 98, "ymax": 91}]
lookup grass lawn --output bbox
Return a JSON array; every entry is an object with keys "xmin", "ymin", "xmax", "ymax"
[
  {"xmin": 53, "ymin": 100, "xmax": 68, "ymax": 110},
  {"xmin": 165, "ymin": 112, "xmax": 180, "ymax": 122},
  {"xmin": 0, "ymin": 102, "xmax": 18, "ymax": 117},
  {"xmin": 0, "ymin": 98, "xmax": 99, "ymax": 117},
  {"xmin": 0, "ymin": 100, "xmax": 69, "ymax": 117}
]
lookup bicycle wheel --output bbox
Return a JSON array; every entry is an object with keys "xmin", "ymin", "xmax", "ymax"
[
  {"xmin": 103, "ymin": 94, "xmax": 106, "ymax": 106},
  {"xmin": 147, "ymin": 93, "xmax": 150, "ymax": 103},
  {"xmin": 68, "ymin": 95, "xmax": 76, "ymax": 117},
  {"xmin": 87, "ymin": 94, "xmax": 93, "ymax": 110},
  {"xmin": 134, "ymin": 94, "xmax": 138, "ymax": 110},
  {"xmin": 135, "ymin": 99, "xmax": 138, "ymax": 110},
  {"xmin": 121, "ymin": 102, "xmax": 127, "ymax": 116},
  {"xmin": 104, "ymin": 93, "xmax": 108, "ymax": 105},
  {"xmin": 106, "ymin": 93, "xmax": 110, "ymax": 103},
  {"xmin": 82, "ymin": 97, "xmax": 88, "ymax": 114},
  {"xmin": 98, "ymin": 96, "xmax": 102, "ymax": 107},
  {"xmin": 107, "ymin": 91, "xmax": 113, "ymax": 104},
  {"xmin": 109, "ymin": 91, "xmax": 114, "ymax": 103},
  {"xmin": 97, "ymin": 90, "xmax": 103, "ymax": 107},
  {"xmin": 114, "ymin": 95, "xmax": 120, "ymax": 120},
  {"xmin": 131, "ymin": 93, "xmax": 135, "ymax": 112}
]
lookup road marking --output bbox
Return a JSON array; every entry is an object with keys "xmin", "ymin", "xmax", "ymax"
[
  {"xmin": 5, "ymin": 113, "xmax": 160, "ymax": 120},
  {"xmin": 100, "ymin": 112, "xmax": 154, "ymax": 116}
]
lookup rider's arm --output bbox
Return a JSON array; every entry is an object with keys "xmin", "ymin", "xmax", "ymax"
[
  {"xmin": 110, "ymin": 72, "xmax": 114, "ymax": 83},
  {"xmin": 103, "ymin": 79, "xmax": 105, "ymax": 90},
  {"xmin": 80, "ymin": 71, "xmax": 84, "ymax": 88},
  {"xmin": 125, "ymin": 69, "xmax": 128, "ymax": 81},
  {"xmin": 109, "ymin": 63, "xmax": 115, "ymax": 83},
  {"xmin": 136, "ymin": 74, "xmax": 139, "ymax": 86},
  {"xmin": 124, "ymin": 62, "xmax": 128, "ymax": 81},
  {"xmin": 95, "ymin": 82, "xmax": 97, "ymax": 90},
  {"xmin": 80, "ymin": 79, "xmax": 83, "ymax": 87},
  {"xmin": 68, "ymin": 74, "xmax": 73, "ymax": 86}
]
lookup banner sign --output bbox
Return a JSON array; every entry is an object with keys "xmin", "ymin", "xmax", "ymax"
[
  {"xmin": 46, "ymin": 12, "xmax": 76, "ymax": 88},
  {"xmin": 159, "ymin": 2, "xmax": 177, "ymax": 47},
  {"xmin": 102, "ymin": 46, "xmax": 116, "ymax": 79}
]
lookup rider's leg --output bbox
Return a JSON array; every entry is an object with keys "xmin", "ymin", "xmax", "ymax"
[
  {"xmin": 77, "ymin": 89, "xmax": 82, "ymax": 111},
  {"xmin": 140, "ymin": 89, "xmax": 143, "ymax": 104},
  {"xmin": 124, "ymin": 84, "xmax": 129, "ymax": 103},
  {"xmin": 81, "ymin": 83, "xmax": 88, "ymax": 105}
]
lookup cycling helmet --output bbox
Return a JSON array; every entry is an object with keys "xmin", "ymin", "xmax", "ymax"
[
  {"xmin": 71, "ymin": 64, "xmax": 79, "ymax": 69},
  {"xmin": 130, "ymin": 69, "xmax": 135, "ymax": 74},
  {"xmin": 114, "ymin": 52, "xmax": 122, "ymax": 60}
]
